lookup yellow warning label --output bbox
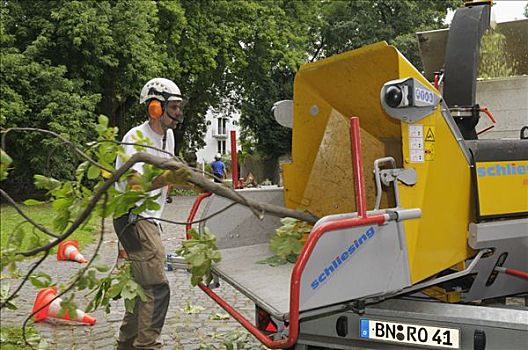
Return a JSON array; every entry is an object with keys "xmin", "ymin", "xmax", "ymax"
[
  {"xmin": 425, "ymin": 126, "xmax": 435, "ymax": 142},
  {"xmin": 425, "ymin": 142, "xmax": 435, "ymax": 161}
]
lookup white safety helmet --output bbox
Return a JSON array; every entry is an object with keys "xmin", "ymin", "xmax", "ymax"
[
  {"xmin": 215, "ymin": 153, "xmax": 222, "ymax": 160},
  {"xmin": 139, "ymin": 78, "xmax": 183, "ymax": 104}
]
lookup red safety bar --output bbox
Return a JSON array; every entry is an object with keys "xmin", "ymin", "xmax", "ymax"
[
  {"xmin": 350, "ymin": 117, "xmax": 367, "ymax": 217},
  {"xmin": 230, "ymin": 130, "xmax": 239, "ymax": 189},
  {"xmin": 185, "ymin": 192, "xmax": 212, "ymax": 239},
  {"xmin": 477, "ymin": 106, "xmax": 497, "ymax": 135},
  {"xmin": 188, "ymin": 116, "xmax": 384, "ymax": 348}
]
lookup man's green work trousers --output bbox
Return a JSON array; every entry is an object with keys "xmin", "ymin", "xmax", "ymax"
[{"xmin": 113, "ymin": 217, "xmax": 170, "ymax": 350}]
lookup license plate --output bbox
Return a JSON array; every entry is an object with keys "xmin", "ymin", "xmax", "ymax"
[{"xmin": 360, "ymin": 319, "xmax": 460, "ymax": 349}]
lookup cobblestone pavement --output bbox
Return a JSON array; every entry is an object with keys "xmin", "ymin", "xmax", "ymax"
[{"xmin": 1, "ymin": 196, "xmax": 267, "ymax": 350}]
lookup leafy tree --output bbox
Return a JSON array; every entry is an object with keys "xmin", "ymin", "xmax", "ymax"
[
  {"xmin": 1, "ymin": 4, "xmax": 100, "ymax": 194},
  {"xmin": 1, "ymin": 0, "xmax": 463, "ymax": 193},
  {"xmin": 3, "ymin": 0, "xmax": 165, "ymax": 132},
  {"xmin": 237, "ymin": 0, "xmax": 462, "ymax": 157},
  {"xmin": 479, "ymin": 30, "xmax": 518, "ymax": 78},
  {"xmin": 234, "ymin": 0, "xmax": 322, "ymax": 157},
  {"xmin": 318, "ymin": 0, "xmax": 463, "ymax": 68}
]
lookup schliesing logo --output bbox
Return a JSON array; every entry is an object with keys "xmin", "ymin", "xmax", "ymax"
[
  {"xmin": 477, "ymin": 163, "xmax": 527, "ymax": 177},
  {"xmin": 311, "ymin": 226, "xmax": 375, "ymax": 290}
]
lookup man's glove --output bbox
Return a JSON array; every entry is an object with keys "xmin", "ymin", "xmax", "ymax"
[
  {"xmin": 163, "ymin": 168, "xmax": 190, "ymax": 186},
  {"xmin": 128, "ymin": 173, "xmax": 143, "ymax": 191}
]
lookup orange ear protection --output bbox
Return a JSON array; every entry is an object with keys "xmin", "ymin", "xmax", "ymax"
[{"xmin": 148, "ymin": 100, "xmax": 163, "ymax": 119}]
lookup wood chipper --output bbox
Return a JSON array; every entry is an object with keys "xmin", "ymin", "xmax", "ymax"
[{"xmin": 184, "ymin": 2, "xmax": 527, "ymax": 349}]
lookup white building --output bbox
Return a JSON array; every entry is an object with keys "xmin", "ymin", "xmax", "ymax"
[{"xmin": 196, "ymin": 108, "xmax": 241, "ymax": 165}]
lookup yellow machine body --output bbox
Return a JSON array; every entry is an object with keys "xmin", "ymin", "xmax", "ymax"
[
  {"xmin": 475, "ymin": 160, "xmax": 528, "ymax": 217},
  {"xmin": 283, "ymin": 42, "xmax": 473, "ymax": 284}
]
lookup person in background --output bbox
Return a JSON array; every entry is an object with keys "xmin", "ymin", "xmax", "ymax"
[{"xmin": 211, "ymin": 153, "xmax": 227, "ymax": 183}]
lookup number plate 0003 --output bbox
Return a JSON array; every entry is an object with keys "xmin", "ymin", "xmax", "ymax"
[{"xmin": 360, "ymin": 319, "xmax": 460, "ymax": 349}]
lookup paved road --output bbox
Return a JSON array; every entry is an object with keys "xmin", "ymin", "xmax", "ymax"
[{"xmin": 1, "ymin": 196, "xmax": 267, "ymax": 349}]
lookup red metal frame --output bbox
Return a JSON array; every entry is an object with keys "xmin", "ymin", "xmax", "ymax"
[
  {"xmin": 185, "ymin": 192, "xmax": 212, "ymax": 239},
  {"xmin": 188, "ymin": 117, "xmax": 382, "ymax": 348},
  {"xmin": 230, "ymin": 130, "xmax": 239, "ymax": 189},
  {"xmin": 350, "ymin": 117, "xmax": 367, "ymax": 217}
]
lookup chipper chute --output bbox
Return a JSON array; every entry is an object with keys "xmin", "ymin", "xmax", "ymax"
[{"xmin": 284, "ymin": 41, "xmax": 474, "ymax": 285}]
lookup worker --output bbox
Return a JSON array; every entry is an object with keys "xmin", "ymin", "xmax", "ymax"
[
  {"xmin": 113, "ymin": 77, "xmax": 191, "ymax": 350},
  {"xmin": 211, "ymin": 153, "xmax": 227, "ymax": 183}
]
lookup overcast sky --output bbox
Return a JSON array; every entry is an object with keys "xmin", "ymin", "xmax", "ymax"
[{"xmin": 445, "ymin": 0, "xmax": 527, "ymax": 24}]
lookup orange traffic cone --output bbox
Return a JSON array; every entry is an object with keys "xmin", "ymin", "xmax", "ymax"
[
  {"xmin": 32, "ymin": 287, "xmax": 96, "ymax": 325},
  {"xmin": 57, "ymin": 240, "xmax": 88, "ymax": 263}
]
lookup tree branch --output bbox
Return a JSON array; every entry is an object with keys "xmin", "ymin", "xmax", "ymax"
[
  {"xmin": 17, "ymin": 151, "xmax": 318, "ymax": 258},
  {"xmin": 135, "ymin": 153, "xmax": 319, "ymax": 224}
]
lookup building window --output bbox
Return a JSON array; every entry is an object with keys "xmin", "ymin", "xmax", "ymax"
[
  {"xmin": 217, "ymin": 117, "xmax": 227, "ymax": 136},
  {"xmin": 217, "ymin": 140, "xmax": 226, "ymax": 154}
]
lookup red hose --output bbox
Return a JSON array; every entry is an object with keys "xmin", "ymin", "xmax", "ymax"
[{"xmin": 477, "ymin": 106, "xmax": 497, "ymax": 135}]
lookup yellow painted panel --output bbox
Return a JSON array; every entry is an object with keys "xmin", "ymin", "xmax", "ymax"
[
  {"xmin": 285, "ymin": 41, "xmax": 475, "ymax": 285},
  {"xmin": 476, "ymin": 160, "xmax": 528, "ymax": 216},
  {"xmin": 399, "ymin": 112, "xmax": 473, "ymax": 283},
  {"xmin": 397, "ymin": 54, "xmax": 473, "ymax": 283},
  {"xmin": 284, "ymin": 42, "xmax": 401, "ymax": 212},
  {"xmin": 299, "ymin": 109, "xmax": 392, "ymax": 216}
]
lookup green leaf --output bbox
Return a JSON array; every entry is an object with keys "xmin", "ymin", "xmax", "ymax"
[
  {"xmin": 189, "ymin": 252, "xmax": 206, "ymax": 267},
  {"xmin": 182, "ymin": 302, "xmax": 205, "ymax": 314},
  {"xmin": 124, "ymin": 298, "xmax": 136, "ymax": 314},
  {"xmin": 121, "ymin": 285, "xmax": 135, "ymax": 300},
  {"xmin": 23, "ymin": 199, "xmax": 45, "ymax": 206},
  {"xmin": 0, "ymin": 284, "xmax": 18, "ymax": 310},
  {"xmin": 256, "ymin": 255, "xmax": 287, "ymax": 266},
  {"xmin": 107, "ymin": 283, "xmax": 123, "ymax": 299},
  {"xmin": 266, "ymin": 217, "xmax": 313, "ymax": 264},
  {"xmin": 76, "ymin": 161, "xmax": 89, "ymax": 180},
  {"xmin": 29, "ymin": 273, "xmax": 52, "ymax": 289},
  {"xmin": 87, "ymin": 164, "xmax": 101, "ymax": 179},
  {"xmin": 0, "ymin": 149, "xmax": 13, "ymax": 181},
  {"xmin": 94, "ymin": 264, "xmax": 110, "ymax": 273},
  {"xmin": 176, "ymin": 228, "xmax": 222, "ymax": 287},
  {"xmin": 34, "ymin": 175, "xmax": 61, "ymax": 191},
  {"xmin": 209, "ymin": 312, "xmax": 230, "ymax": 320},
  {"xmin": 98, "ymin": 115, "xmax": 109, "ymax": 128}
]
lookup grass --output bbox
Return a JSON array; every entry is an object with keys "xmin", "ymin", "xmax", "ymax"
[
  {"xmin": 0, "ymin": 325, "xmax": 48, "ymax": 349},
  {"xmin": 0, "ymin": 203, "xmax": 97, "ymax": 253}
]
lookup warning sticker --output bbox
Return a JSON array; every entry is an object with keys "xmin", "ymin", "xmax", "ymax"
[
  {"xmin": 410, "ymin": 149, "xmax": 425, "ymax": 162},
  {"xmin": 425, "ymin": 143, "xmax": 435, "ymax": 161},
  {"xmin": 408, "ymin": 125, "xmax": 425, "ymax": 163},
  {"xmin": 425, "ymin": 126, "xmax": 435, "ymax": 142},
  {"xmin": 409, "ymin": 125, "xmax": 424, "ymax": 138}
]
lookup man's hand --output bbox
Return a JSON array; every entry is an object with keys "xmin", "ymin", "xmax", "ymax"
[
  {"xmin": 164, "ymin": 168, "xmax": 206, "ymax": 193},
  {"xmin": 163, "ymin": 168, "xmax": 190, "ymax": 186},
  {"xmin": 128, "ymin": 172, "xmax": 143, "ymax": 191}
]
